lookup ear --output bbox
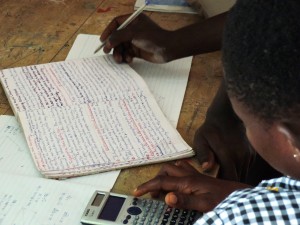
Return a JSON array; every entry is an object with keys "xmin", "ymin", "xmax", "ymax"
[{"xmin": 277, "ymin": 124, "xmax": 300, "ymax": 161}]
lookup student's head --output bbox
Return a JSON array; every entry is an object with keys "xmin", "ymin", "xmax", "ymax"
[{"xmin": 222, "ymin": 0, "xmax": 300, "ymax": 178}]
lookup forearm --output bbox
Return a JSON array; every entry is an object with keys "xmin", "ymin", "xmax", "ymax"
[
  {"xmin": 166, "ymin": 12, "xmax": 227, "ymax": 61},
  {"xmin": 206, "ymin": 78, "xmax": 236, "ymax": 120}
]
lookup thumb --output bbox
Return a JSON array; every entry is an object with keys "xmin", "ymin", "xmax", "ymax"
[{"xmin": 193, "ymin": 135, "xmax": 216, "ymax": 172}]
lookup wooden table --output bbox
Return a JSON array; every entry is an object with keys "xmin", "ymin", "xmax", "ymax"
[{"xmin": 0, "ymin": 0, "xmax": 222, "ymax": 195}]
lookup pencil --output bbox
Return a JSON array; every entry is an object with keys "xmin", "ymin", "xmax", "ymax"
[{"xmin": 94, "ymin": 2, "xmax": 149, "ymax": 54}]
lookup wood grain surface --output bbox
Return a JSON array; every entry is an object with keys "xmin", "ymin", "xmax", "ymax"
[{"xmin": 0, "ymin": 0, "xmax": 222, "ymax": 195}]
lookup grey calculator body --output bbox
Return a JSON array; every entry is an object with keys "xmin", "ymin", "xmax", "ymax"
[{"xmin": 81, "ymin": 191, "xmax": 202, "ymax": 225}]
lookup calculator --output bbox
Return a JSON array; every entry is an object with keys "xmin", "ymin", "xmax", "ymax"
[{"xmin": 81, "ymin": 191, "xmax": 202, "ymax": 225}]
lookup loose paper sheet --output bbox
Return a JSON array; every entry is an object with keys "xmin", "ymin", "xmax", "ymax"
[{"xmin": 0, "ymin": 172, "xmax": 96, "ymax": 225}]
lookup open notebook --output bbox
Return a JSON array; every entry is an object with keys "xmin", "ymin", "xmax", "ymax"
[
  {"xmin": 0, "ymin": 55, "xmax": 194, "ymax": 178},
  {"xmin": 0, "ymin": 115, "xmax": 119, "ymax": 190},
  {"xmin": 67, "ymin": 34, "xmax": 193, "ymax": 128}
]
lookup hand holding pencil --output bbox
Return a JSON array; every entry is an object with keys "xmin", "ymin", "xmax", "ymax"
[
  {"xmin": 98, "ymin": 1, "xmax": 175, "ymax": 64},
  {"xmin": 94, "ymin": 1, "xmax": 149, "ymax": 54}
]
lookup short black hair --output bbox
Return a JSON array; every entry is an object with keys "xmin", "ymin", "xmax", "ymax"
[{"xmin": 223, "ymin": 0, "xmax": 300, "ymax": 123}]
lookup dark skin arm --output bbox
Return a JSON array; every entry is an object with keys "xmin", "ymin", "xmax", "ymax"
[
  {"xmin": 134, "ymin": 160, "xmax": 252, "ymax": 212},
  {"xmin": 100, "ymin": 12, "xmax": 226, "ymax": 63},
  {"xmin": 101, "ymin": 11, "xmax": 255, "ymax": 182},
  {"xmin": 194, "ymin": 79, "xmax": 256, "ymax": 182}
]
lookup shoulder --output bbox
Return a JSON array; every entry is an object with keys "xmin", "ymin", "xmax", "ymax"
[{"xmin": 195, "ymin": 177, "xmax": 300, "ymax": 224}]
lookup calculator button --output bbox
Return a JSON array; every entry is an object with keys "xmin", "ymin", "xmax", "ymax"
[
  {"xmin": 163, "ymin": 212, "xmax": 171, "ymax": 218},
  {"xmin": 127, "ymin": 206, "xmax": 142, "ymax": 215},
  {"xmin": 162, "ymin": 217, "xmax": 170, "ymax": 224},
  {"xmin": 172, "ymin": 214, "xmax": 178, "ymax": 219},
  {"xmin": 170, "ymin": 219, "xmax": 178, "ymax": 224},
  {"xmin": 179, "ymin": 218, "xmax": 186, "ymax": 222},
  {"xmin": 166, "ymin": 207, "xmax": 173, "ymax": 212}
]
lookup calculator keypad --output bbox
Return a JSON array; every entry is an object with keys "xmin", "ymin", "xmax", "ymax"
[{"xmin": 123, "ymin": 198, "xmax": 202, "ymax": 225}]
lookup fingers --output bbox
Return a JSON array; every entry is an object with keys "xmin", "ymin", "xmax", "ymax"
[
  {"xmin": 100, "ymin": 15, "xmax": 129, "ymax": 42},
  {"xmin": 134, "ymin": 175, "xmax": 184, "ymax": 198},
  {"xmin": 193, "ymin": 129, "xmax": 217, "ymax": 171},
  {"xmin": 111, "ymin": 42, "xmax": 134, "ymax": 63},
  {"xmin": 175, "ymin": 160, "xmax": 199, "ymax": 174},
  {"xmin": 165, "ymin": 192, "xmax": 216, "ymax": 212},
  {"xmin": 134, "ymin": 162, "xmax": 198, "ymax": 198},
  {"xmin": 157, "ymin": 162, "xmax": 195, "ymax": 177}
]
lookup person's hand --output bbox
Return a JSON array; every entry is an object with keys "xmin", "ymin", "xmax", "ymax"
[
  {"xmin": 134, "ymin": 160, "xmax": 251, "ymax": 212},
  {"xmin": 100, "ymin": 14, "xmax": 173, "ymax": 64},
  {"xmin": 193, "ymin": 80, "xmax": 255, "ymax": 182},
  {"xmin": 193, "ymin": 115, "xmax": 255, "ymax": 182}
]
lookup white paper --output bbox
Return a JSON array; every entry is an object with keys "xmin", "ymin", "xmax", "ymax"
[
  {"xmin": 0, "ymin": 56, "xmax": 193, "ymax": 178},
  {"xmin": 0, "ymin": 115, "xmax": 119, "ymax": 191},
  {"xmin": 0, "ymin": 172, "xmax": 96, "ymax": 225},
  {"xmin": 66, "ymin": 34, "xmax": 192, "ymax": 128}
]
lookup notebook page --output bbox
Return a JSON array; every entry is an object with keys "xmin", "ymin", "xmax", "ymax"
[
  {"xmin": 0, "ymin": 172, "xmax": 95, "ymax": 225},
  {"xmin": 0, "ymin": 115, "xmax": 119, "ymax": 191},
  {"xmin": 66, "ymin": 34, "xmax": 192, "ymax": 128},
  {"xmin": 1, "ymin": 56, "xmax": 192, "ymax": 177}
]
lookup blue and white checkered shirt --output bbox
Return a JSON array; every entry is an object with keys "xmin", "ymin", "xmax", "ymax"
[{"xmin": 194, "ymin": 176, "xmax": 300, "ymax": 224}]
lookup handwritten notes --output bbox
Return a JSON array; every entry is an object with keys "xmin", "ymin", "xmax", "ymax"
[
  {"xmin": 0, "ymin": 172, "xmax": 95, "ymax": 225},
  {"xmin": 0, "ymin": 55, "xmax": 193, "ymax": 178},
  {"xmin": 66, "ymin": 34, "xmax": 193, "ymax": 128},
  {"xmin": 0, "ymin": 115, "xmax": 120, "ymax": 189}
]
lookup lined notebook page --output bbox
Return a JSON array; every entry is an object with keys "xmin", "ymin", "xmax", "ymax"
[
  {"xmin": 0, "ymin": 115, "xmax": 119, "ymax": 191},
  {"xmin": 67, "ymin": 34, "xmax": 192, "ymax": 128},
  {"xmin": 0, "ymin": 172, "xmax": 95, "ymax": 225},
  {"xmin": 0, "ymin": 56, "xmax": 193, "ymax": 178}
]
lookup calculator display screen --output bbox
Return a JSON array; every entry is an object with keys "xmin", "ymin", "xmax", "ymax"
[{"xmin": 98, "ymin": 196, "xmax": 126, "ymax": 221}]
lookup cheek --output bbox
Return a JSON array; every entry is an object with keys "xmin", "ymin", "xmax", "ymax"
[
  {"xmin": 245, "ymin": 127, "xmax": 270, "ymax": 157},
  {"xmin": 245, "ymin": 126, "xmax": 281, "ymax": 168}
]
